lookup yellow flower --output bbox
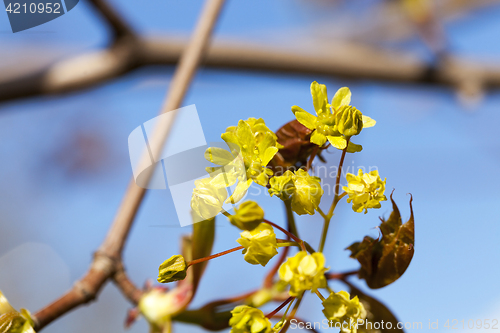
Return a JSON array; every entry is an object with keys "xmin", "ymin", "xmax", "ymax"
[
  {"xmin": 0, "ymin": 291, "xmax": 35, "ymax": 333},
  {"xmin": 292, "ymin": 82, "xmax": 375, "ymax": 152},
  {"xmin": 322, "ymin": 291, "xmax": 366, "ymax": 333},
  {"xmin": 229, "ymin": 201, "xmax": 264, "ymax": 231},
  {"xmin": 206, "ymin": 118, "xmax": 282, "ymax": 204},
  {"xmin": 343, "ymin": 169, "xmax": 387, "ymax": 214},
  {"xmin": 237, "ymin": 223, "xmax": 278, "ymax": 266},
  {"xmin": 190, "ymin": 175, "xmax": 228, "ymax": 221},
  {"xmin": 278, "ymin": 251, "xmax": 328, "ymax": 296},
  {"xmin": 269, "ymin": 169, "xmax": 323, "ymax": 215},
  {"xmin": 229, "ymin": 305, "xmax": 272, "ymax": 333},
  {"xmin": 157, "ymin": 255, "xmax": 188, "ymax": 283}
]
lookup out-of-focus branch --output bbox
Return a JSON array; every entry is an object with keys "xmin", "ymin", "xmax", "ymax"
[
  {"xmin": 113, "ymin": 263, "xmax": 143, "ymax": 305},
  {"xmin": 87, "ymin": 0, "xmax": 136, "ymax": 39},
  {"xmin": 31, "ymin": 0, "xmax": 226, "ymax": 330},
  {"xmin": 2, "ymin": 35, "xmax": 500, "ymax": 103}
]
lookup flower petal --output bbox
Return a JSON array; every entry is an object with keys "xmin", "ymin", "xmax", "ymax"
[
  {"xmin": 331, "ymin": 87, "xmax": 351, "ymax": 111},
  {"xmin": 295, "ymin": 111, "xmax": 317, "ymax": 130},
  {"xmin": 362, "ymin": 115, "xmax": 376, "ymax": 128},
  {"xmin": 326, "ymin": 136, "xmax": 347, "ymax": 150}
]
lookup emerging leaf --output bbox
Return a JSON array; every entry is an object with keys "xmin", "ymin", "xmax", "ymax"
[{"xmin": 347, "ymin": 192, "xmax": 414, "ymax": 289}]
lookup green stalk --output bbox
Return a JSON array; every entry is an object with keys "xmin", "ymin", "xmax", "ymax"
[{"xmin": 318, "ymin": 142, "xmax": 348, "ymax": 253}]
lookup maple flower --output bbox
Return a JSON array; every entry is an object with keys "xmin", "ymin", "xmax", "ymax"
[
  {"xmin": 229, "ymin": 305, "xmax": 272, "ymax": 333},
  {"xmin": 278, "ymin": 251, "xmax": 328, "ymax": 296},
  {"xmin": 206, "ymin": 118, "xmax": 283, "ymax": 204},
  {"xmin": 190, "ymin": 174, "xmax": 229, "ymax": 221},
  {"xmin": 229, "ymin": 201, "xmax": 264, "ymax": 231},
  {"xmin": 237, "ymin": 223, "xmax": 278, "ymax": 266},
  {"xmin": 292, "ymin": 82, "xmax": 375, "ymax": 152},
  {"xmin": 269, "ymin": 169, "xmax": 323, "ymax": 215},
  {"xmin": 322, "ymin": 290, "xmax": 367, "ymax": 333},
  {"xmin": 343, "ymin": 169, "xmax": 387, "ymax": 214}
]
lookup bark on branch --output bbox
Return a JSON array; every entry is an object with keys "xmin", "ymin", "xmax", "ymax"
[
  {"xmin": 30, "ymin": 0, "xmax": 226, "ymax": 329},
  {"xmin": 1, "ymin": 35, "xmax": 499, "ymax": 103}
]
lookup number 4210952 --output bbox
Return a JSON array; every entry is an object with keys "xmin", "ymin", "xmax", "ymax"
[
  {"xmin": 5, "ymin": 3, "xmax": 61, "ymax": 14},
  {"xmin": 444, "ymin": 319, "xmax": 498, "ymax": 330}
]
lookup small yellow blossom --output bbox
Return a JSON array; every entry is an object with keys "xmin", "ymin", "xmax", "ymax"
[
  {"xmin": 237, "ymin": 223, "xmax": 278, "ymax": 266},
  {"xmin": 343, "ymin": 169, "xmax": 387, "ymax": 214},
  {"xmin": 206, "ymin": 118, "xmax": 282, "ymax": 204},
  {"xmin": 278, "ymin": 251, "xmax": 328, "ymax": 296},
  {"xmin": 157, "ymin": 255, "xmax": 188, "ymax": 283},
  {"xmin": 269, "ymin": 169, "xmax": 323, "ymax": 216},
  {"xmin": 292, "ymin": 82, "xmax": 375, "ymax": 152},
  {"xmin": 229, "ymin": 305, "xmax": 272, "ymax": 333},
  {"xmin": 322, "ymin": 291, "xmax": 366, "ymax": 333},
  {"xmin": 191, "ymin": 175, "xmax": 229, "ymax": 221},
  {"xmin": 229, "ymin": 201, "xmax": 264, "ymax": 231}
]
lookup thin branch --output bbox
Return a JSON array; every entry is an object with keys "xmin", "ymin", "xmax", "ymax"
[
  {"xmin": 31, "ymin": 0, "xmax": 226, "ymax": 330},
  {"xmin": 112, "ymin": 263, "xmax": 143, "ymax": 305},
  {"xmin": 2, "ymin": 35, "xmax": 500, "ymax": 103}
]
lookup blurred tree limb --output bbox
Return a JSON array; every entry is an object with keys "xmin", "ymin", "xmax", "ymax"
[
  {"xmin": 30, "ymin": 0, "xmax": 226, "ymax": 330},
  {"xmin": 2, "ymin": 2, "xmax": 500, "ymax": 103}
]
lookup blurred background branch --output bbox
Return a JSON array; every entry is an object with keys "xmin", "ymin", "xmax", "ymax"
[
  {"xmin": 1, "ymin": 0, "xmax": 500, "ymax": 103},
  {"xmin": 30, "ymin": 0, "xmax": 226, "ymax": 330}
]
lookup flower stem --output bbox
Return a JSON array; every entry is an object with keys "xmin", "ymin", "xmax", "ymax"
[
  {"xmin": 318, "ymin": 141, "xmax": 349, "ymax": 253},
  {"xmin": 279, "ymin": 292, "xmax": 304, "ymax": 333},
  {"xmin": 306, "ymin": 145, "xmax": 319, "ymax": 171},
  {"xmin": 265, "ymin": 296, "xmax": 295, "ymax": 319},
  {"xmin": 187, "ymin": 246, "xmax": 243, "ymax": 267},
  {"xmin": 284, "ymin": 199, "xmax": 299, "ymax": 239},
  {"xmin": 264, "ymin": 219, "xmax": 306, "ymax": 252},
  {"xmin": 315, "ymin": 290, "xmax": 326, "ymax": 302},
  {"xmin": 277, "ymin": 241, "xmax": 300, "ymax": 248}
]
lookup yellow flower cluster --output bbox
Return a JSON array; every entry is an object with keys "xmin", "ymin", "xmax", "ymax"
[
  {"xmin": 229, "ymin": 201, "xmax": 264, "ymax": 231},
  {"xmin": 322, "ymin": 291, "xmax": 366, "ymax": 333},
  {"xmin": 343, "ymin": 169, "xmax": 387, "ymax": 214},
  {"xmin": 237, "ymin": 223, "xmax": 278, "ymax": 266},
  {"xmin": 190, "ymin": 174, "xmax": 229, "ymax": 221},
  {"xmin": 229, "ymin": 305, "xmax": 272, "ymax": 333},
  {"xmin": 269, "ymin": 169, "xmax": 323, "ymax": 215},
  {"xmin": 292, "ymin": 82, "xmax": 375, "ymax": 152},
  {"xmin": 278, "ymin": 251, "xmax": 328, "ymax": 296}
]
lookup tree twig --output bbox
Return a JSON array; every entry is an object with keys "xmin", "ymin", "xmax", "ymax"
[
  {"xmin": 2, "ymin": 35, "xmax": 500, "ymax": 103},
  {"xmin": 31, "ymin": 0, "xmax": 226, "ymax": 330}
]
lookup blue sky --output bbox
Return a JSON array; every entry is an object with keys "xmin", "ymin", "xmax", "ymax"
[{"xmin": 1, "ymin": 1, "xmax": 500, "ymax": 332}]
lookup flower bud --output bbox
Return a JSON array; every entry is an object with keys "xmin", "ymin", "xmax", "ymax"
[
  {"xmin": 229, "ymin": 201, "xmax": 264, "ymax": 231},
  {"xmin": 157, "ymin": 255, "xmax": 188, "ymax": 283},
  {"xmin": 335, "ymin": 106, "xmax": 363, "ymax": 137}
]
